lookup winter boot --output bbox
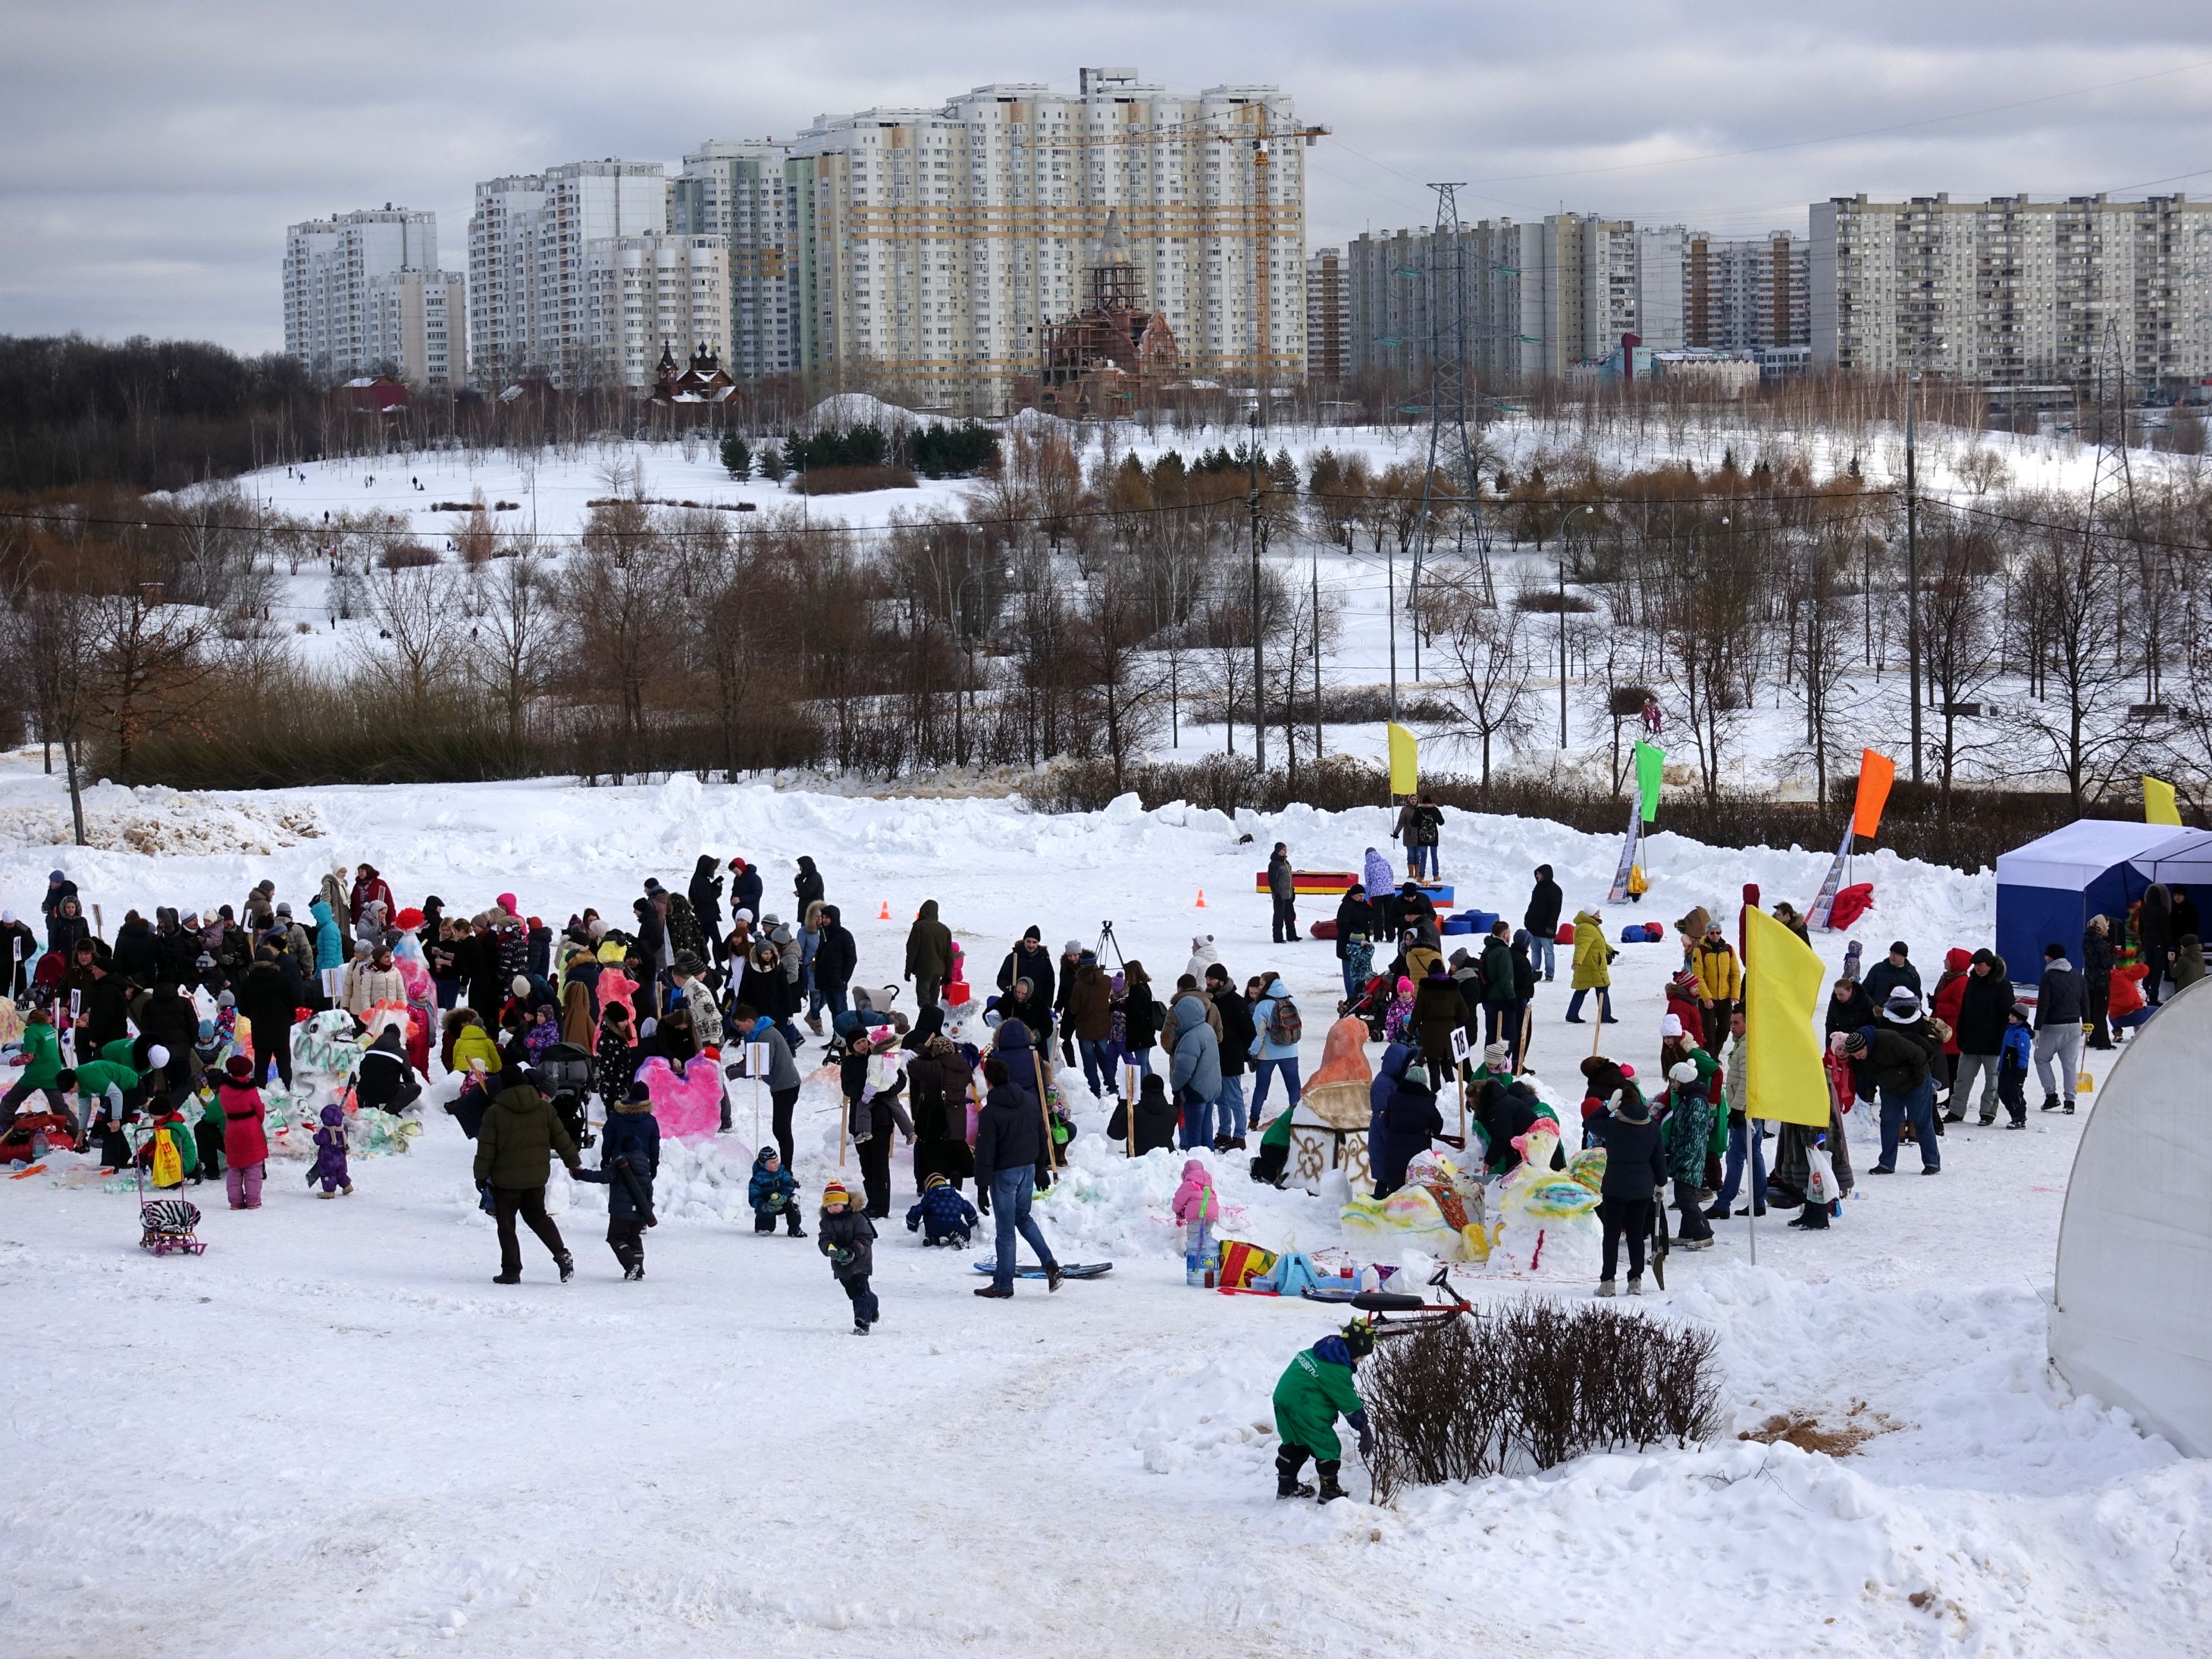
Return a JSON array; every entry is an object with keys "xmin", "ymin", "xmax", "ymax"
[
  {"xmin": 1275, "ymin": 1447, "xmax": 1315, "ymax": 1500},
  {"xmin": 624, "ymin": 1262, "xmax": 644, "ymax": 1281},
  {"xmin": 1047, "ymin": 1262, "xmax": 1065, "ymax": 1293},
  {"xmin": 492, "ymin": 1270, "xmax": 521, "ymax": 1284},
  {"xmin": 2063, "ymin": 1100, "xmax": 2076, "ymax": 1115},
  {"xmin": 1627, "ymin": 1275, "xmax": 1643, "ymax": 1296},
  {"xmin": 1595, "ymin": 1278, "xmax": 1616, "ymax": 1297},
  {"xmin": 2041, "ymin": 1093, "xmax": 2061, "ymax": 1112},
  {"xmin": 786, "ymin": 1215, "xmax": 807, "ymax": 1238},
  {"xmin": 1314, "ymin": 1460, "xmax": 1347, "ymax": 1504},
  {"xmin": 555, "ymin": 1251, "xmax": 575, "ymax": 1283}
]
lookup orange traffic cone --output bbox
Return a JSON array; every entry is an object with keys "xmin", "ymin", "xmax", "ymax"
[
  {"xmin": 876, "ymin": 900, "xmax": 891, "ymax": 921},
  {"xmin": 1195, "ymin": 889, "xmax": 1207, "ymax": 908}
]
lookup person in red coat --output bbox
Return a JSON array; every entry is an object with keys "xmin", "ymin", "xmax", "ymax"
[
  {"xmin": 1932, "ymin": 947, "xmax": 1970, "ymax": 1118},
  {"xmin": 349, "ymin": 864, "xmax": 395, "ymax": 927},
  {"xmin": 218, "ymin": 1054, "xmax": 271, "ymax": 1209}
]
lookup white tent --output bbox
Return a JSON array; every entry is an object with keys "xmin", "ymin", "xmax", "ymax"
[
  {"xmin": 2129, "ymin": 826, "xmax": 2212, "ymax": 891},
  {"xmin": 2049, "ymin": 975, "xmax": 2212, "ymax": 1456},
  {"xmin": 1994, "ymin": 820, "xmax": 2176, "ymax": 980}
]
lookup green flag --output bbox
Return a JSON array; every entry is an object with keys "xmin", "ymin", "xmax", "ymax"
[{"xmin": 1633, "ymin": 741, "xmax": 1665, "ymax": 823}]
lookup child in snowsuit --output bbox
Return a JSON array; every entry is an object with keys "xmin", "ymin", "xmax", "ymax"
[
  {"xmin": 748, "ymin": 1146, "xmax": 805, "ymax": 1237},
  {"xmin": 311, "ymin": 1102, "xmax": 352, "ymax": 1196},
  {"xmin": 216, "ymin": 1055, "xmax": 269, "ymax": 1209},
  {"xmin": 571, "ymin": 1084, "xmax": 660, "ymax": 1278},
  {"xmin": 1172, "ymin": 1157, "xmax": 1224, "ymax": 1284},
  {"xmin": 1997, "ymin": 1002, "xmax": 2033, "ymax": 1128},
  {"xmin": 905, "ymin": 1171, "xmax": 979, "ymax": 1247},
  {"xmin": 1661, "ymin": 1060, "xmax": 1715, "ymax": 1248},
  {"xmin": 1383, "ymin": 977, "xmax": 1416, "ymax": 1044},
  {"xmin": 192, "ymin": 1093, "xmax": 224, "ymax": 1184},
  {"xmin": 1272, "ymin": 1322, "xmax": 1376, "ymax": 1504},
  {"xmin": 817, "ymin": 1179, "xmax": 879, "ymax": 1334}
]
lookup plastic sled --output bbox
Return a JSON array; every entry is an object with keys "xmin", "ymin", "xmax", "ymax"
[{"xmin": 973, "ymin": 1261, "xmax": 1112, "ymax": 1279}]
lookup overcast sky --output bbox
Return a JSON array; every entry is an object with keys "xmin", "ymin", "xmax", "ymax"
[{"xmin": 5, "ymin": 0, "xmax": 2210, "ymax": 353}]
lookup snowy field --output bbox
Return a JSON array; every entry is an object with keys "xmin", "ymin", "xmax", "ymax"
[
  {"xmin": 198, "ymin": 403, "xmax": 2210, "ymax": 795},
  {"xmin": 3, "ymin": 756, "xmax": 2207, "ymax": 1658}
]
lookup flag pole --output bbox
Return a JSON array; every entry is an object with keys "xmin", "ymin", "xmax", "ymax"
[{"xmin": 1740, "ymin": 880, "xmax": 1759, "ymax": 1269}]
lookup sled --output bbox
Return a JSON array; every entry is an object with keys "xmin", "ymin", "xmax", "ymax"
[{"xmin": 973, "ymin": 1261, "xmax": 1112, "ymax": 1280}]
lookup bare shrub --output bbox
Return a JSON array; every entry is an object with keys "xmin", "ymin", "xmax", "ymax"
[
  {"xmin": 378, "ymin": 542, "xmax": 440, "ymax": 569},
  {"xmin": 794, "ymin": 464, "xmax": 920, "ymax": 495},
  {"xmin": 1347, "ymin": 1300, "xmax": 1722, "ymax": 1504}
]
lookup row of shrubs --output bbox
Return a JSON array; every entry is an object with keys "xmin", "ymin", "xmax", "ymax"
[{"xmin": 1026, "ymin": 754, "xmax": 2104, "ymax": 873}]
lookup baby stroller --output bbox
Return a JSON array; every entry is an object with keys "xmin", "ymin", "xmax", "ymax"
[
  {"xmin": 822, "ymin": 986, "xmax": 904, "ymax": 1066},
  {"xmin": 534, "ymin": 1041, "xmax": 597, "ymax": 1149},
  {"xmin": 1343, "ymin": 973, "xmax": 1394, "ymax": 1043}
]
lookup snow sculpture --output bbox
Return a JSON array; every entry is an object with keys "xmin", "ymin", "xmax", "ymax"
[
  {"xmin": 1289, "ymin": 1017, "xmax": 1374, "ymax": 1193},
  {"xmin": 1339, "ymin": 1149, "xmax": 1496, "ymax": 1263},
  {"xmin": 638, "ymin": 1055, "xmax": 722, "ymax": 1142}
]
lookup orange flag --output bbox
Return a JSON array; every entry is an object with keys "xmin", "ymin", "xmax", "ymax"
[{"xmin": 1852, "ymin": 750, "xmax": 1895, "ymax": 840}]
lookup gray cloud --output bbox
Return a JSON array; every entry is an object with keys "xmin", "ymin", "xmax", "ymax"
[{"xmin": 4, "ymin": 0, "xmax": 2207, "ymax": 350}]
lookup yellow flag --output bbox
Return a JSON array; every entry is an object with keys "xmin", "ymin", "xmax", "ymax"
[
  {"xmin": 2145, "ymin": 775, "xmax": 2182, "ymax": 826},
  {"xmin": 1744, "ymin": 905, "xmax": 1831, "ymax": 1127},
  {"xmin": 1386, "ymin": 723, "xmax": 1418, "ymax": 795}
]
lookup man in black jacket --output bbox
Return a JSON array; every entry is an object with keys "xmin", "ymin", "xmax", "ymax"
[
  {"xmin": 997, "ymin": 927, "xmax": 1057, "ymax": 1014},
  {"xmin": 1207, "ymin": 963, "xmax": 1257, "ymax": 1131},
  {"xmin": 1948, "ymin": 949, "xmax": 2011, "ymax": 1124},
  {"xmin": 972, "ymin": 1055, "xmax": 1063, "ymax": 1297},
  {"xmin": 810, "ymin": 905, "xmax": 857, "ymax": 1029},
  {"xmin": 1851, "ymin": 990, "xmax": 1941, "ymax": 1174},
  {"xmin": 1859, "ymin": 942, "xmax": 1921, "ymax": 1009},
  {"xmin": 1524, "ymin": 865, "xmax": 1564, "ymax": 982},
  {"xmin": 1267, "ymin": 843, "xmax": 1298, "ymax": 945},
  {"xmin": 1589, "ymin": 1083, "xmax": 1666, "ymax": 1295},
  {"xmin": 2032, "ymin": 942, "xmax": 2086, "ymax": 1114},
  {"xmin": 236, "ymin": 948, "xmax": 299, "ymax": 1088}
]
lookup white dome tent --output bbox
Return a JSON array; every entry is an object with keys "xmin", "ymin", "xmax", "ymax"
[{"xmin": 2049, "ymin": 976, "xmax": 2212, "ymax": 1455}]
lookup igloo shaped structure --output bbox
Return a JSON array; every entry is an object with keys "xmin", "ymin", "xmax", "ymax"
[{"xmin": 2050, "ymin": 975, "xmax": 2212, "ymax": 1455}]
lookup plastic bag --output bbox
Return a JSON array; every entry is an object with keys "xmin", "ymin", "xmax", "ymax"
[
  {"xmin": 151, "ymin": 1127, "xmax": 183, "ymax": 1188},
  {"xmin": 1806, "ymin": 1143, "xmax": 1838, "ymax": 1206}
]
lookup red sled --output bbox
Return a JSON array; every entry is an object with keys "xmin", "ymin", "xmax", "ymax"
[{"xmin": 1555, "ymin": 924, "xmax": 1575, "ymax": 946}]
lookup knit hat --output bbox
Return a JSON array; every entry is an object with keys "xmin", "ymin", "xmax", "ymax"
[
  {"xmin": 821, "ymin": 1181, "xmax": 851, "ymax": 1207},
  {"xmin": 1403, "ymin": 1061, "xmax": 1432, "ymax": 1089},
  {"xmin": 1667, "ymin": 1059, "xmax": 1700, "ymax": 1086},
  {"xmin": 218, "ymin": 990, "xmax": 235, "ymax": 1008},
  {"xmin": 1484, "ymin": 1041, "xmax": 1509, "ymax": 1070},
  {"xmin": 1612, "ymin": 1089, "xmax": 1650, "ymax": 1123},
  {"xmin": 196, "ymin": 952, "xmax": 215, "ymax": 970},
  {"xmin": 276, "ymin": 901, "xmax": 293, "ymax": 917},
  {"xmin": 511, "ymin": 975, "xmax": 532, "ymax": 998},
  {"xmin": 146, "ymin": 1045, "xmax": 171, "ymax": 1068},
  {"xmin": 1660, "ymin": 1012, "xmax": 1684, "ymax": 1038},
  {"xmin": 1888, "ymin": 940, "xmax": 1910, "ymax": 958},
  {"xmin": 48, "ymin": 869, "xmax": 64, "ymax": 883},
  {"xmin": 1064, "ymin": 939, "xmax": 1083, "ymax": 957},
  {"xmin": 925, "ymin": 1171, "xmax": 949, "ymax": 1190},
  {"xmin": 2010, "ymin": 1001, "xmax": 2032, "ymax": 1021},
  {"xmin": 225, "ymin": 1054, "xmax": 254, "ymax": 1082},
  {"xmin": 1882, "ymin": 990, "xmax": 1924, "ymax": 1023}
]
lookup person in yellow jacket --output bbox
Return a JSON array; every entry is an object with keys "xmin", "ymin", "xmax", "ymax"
[
  {"xmin": 1693, "ymin": 920, "xmax": 1742, "ymax": 1050},
  {"xmin": 1566, "ymin": 909, "xmax": 1618, "ymax": 1025}
]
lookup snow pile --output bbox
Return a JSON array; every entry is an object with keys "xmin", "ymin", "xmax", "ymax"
[
  {"xmin": 0, "ymin": 778, "xmax": 327, "ymax": 858},
  {"xmin": 801, "ymin": 391, "xmax": 920, "ymax": 433}
]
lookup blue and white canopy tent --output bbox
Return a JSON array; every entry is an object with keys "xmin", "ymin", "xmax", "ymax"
[{"xmin": 1993, "ymin": 820, "xmax": 2194, "ymax": 983}]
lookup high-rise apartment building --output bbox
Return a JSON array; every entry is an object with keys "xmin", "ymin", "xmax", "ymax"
[
  {"xmin": 788, "ymin": 67, "xmax": 1308, "ymax": 412},
  {"xmin": 1305, "ymin": 247, "xmax": 1349, "ymax": 386},
  {"xmin": 581, "ymin": 233, "xmax": 731, "ymax": 389},
  {"xmin": 672, "ymin": 140, "xmax": 800, "ymax": 381},
  {"xmin": 468, "ymin": 161, "xmax": 668, "ymax": 385},
  {"xmin": 1345, "ymin": 221, "xmax": 1523, "ymax": 387},
  {"xmin": 283, "ymin": 207, "xmax": 439, "ymax": 381},
  {"xmin": 1674, "ymin": 231, "xmax": 1809, "ymax": 353},
  {"xmin": 1516, "ymin": 212, "xmax": 1637, "ymax": 379},
  {"xmin": 365, "ymin": 268, "xmax": 465, "ymax": 387},
  {"xmin": 1811, "ymin": 192, "xmax": 2212, "ymax": 388}
]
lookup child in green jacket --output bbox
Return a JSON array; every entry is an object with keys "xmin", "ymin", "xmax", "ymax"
[{"xmin": 1271, "ymin": 1321, "xmax": 1376, "ymax": 1504}]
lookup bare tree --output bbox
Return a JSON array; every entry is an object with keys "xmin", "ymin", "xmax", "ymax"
[
  {"xmin": 1437, "ymin": 576, "xmax": 1536, "ymax": 786},
  {"xmin": 471, "ymin": 544, "xmax": 548, "ymax": 748},
  {"xmin": 2004, "ymin": 528, "xmax": 2138, "ymax": 808},
  {"xmin": 356, "ymin": 563, "xmax": 458, "ymax": 718}
]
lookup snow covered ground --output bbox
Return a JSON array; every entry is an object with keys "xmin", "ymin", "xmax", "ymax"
[
  {"xmin": 196, "ymin": 405, "xmax": 2208, "ymax": 798},
  {"xmin": 3, "ymin": 758, "xmax": 2207, "ymax": 1658}
]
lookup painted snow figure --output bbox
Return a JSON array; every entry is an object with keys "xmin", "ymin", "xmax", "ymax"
[
  {"xmin": 311, "ymin": 1102, "xmax": 352, "ymax": 1196},
  {"xmin": 906, "ymin": 1171, "xmax": 979, "ymax": 1247},
  {"xmin": 1285, "ymin": 1015, "xmax": 1374, "ymax": 1192},
  {"xmin": 1272, "ymin": 1322, "xmax": 1375, "ymax": 1504},
  {"xmin": 636, "ymin": 1054, "xmax": 722, "ymax": 1142},
  {"xmin": 1172, "ymin": 1157, "xmax": 1223, "ymax": 1282},
  {"xmin": 1339, "ymin": 1148, "xmax": 1496, "ymax": 1263},
  {"xmin": 818, "ymin": 1180, "xmax": 879, "ymax": 1334},
  {"xmin": 748, "ymin": 1146, "xmax": 804, "ymax": 1237}
]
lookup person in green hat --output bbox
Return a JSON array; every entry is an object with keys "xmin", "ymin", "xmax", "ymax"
[{"xmin": 1271, "ymin": 1320, "xmax": 1376, "ymax": 1504}]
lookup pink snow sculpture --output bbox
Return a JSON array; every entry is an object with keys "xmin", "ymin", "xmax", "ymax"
[{"xmin": 638, "ymin": 1055, "xmax": 722, "ymax": 1142}]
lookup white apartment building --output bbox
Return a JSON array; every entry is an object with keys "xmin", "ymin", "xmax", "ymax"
[
  {"xmin": 283, "ymin": 207, "xmax": 438, "ymax": 381},
  {"xmin": 789, "ymin": 66, "xmax": 1308, "ymax": 412},
  {"xmin": 1305, "ymin": 247, "xmax": 1349, "ymax": 386},
  {"xmin": 1812, "ymin": 192, "xmax": 2212, "ymax": 389},
  {"xmin": 468, "ymin": 161, "xmax": 668, "ymax": 385},
  {"xmin": 365, "ymin": 268, "xmax": 465, "ymax": 387},
  {"xmin": 672, "ymin": 140, "xmax": 798, "ymax": 381},
  {"xmin": 1517, "ymin": 212, "xmax": 1637, "ymax": 379},
  {"xmin": 1685, "ymin": 231, "xmax": 1809, "ymax": 353},
  {"xmin": 581, "ymin": 233, "xmax": 731, "ymax": 390}
]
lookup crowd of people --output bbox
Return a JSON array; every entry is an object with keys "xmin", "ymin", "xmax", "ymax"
[{"xmin": 6, "ymin": 837, "xmax": 2191, "ymax": 1326}]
